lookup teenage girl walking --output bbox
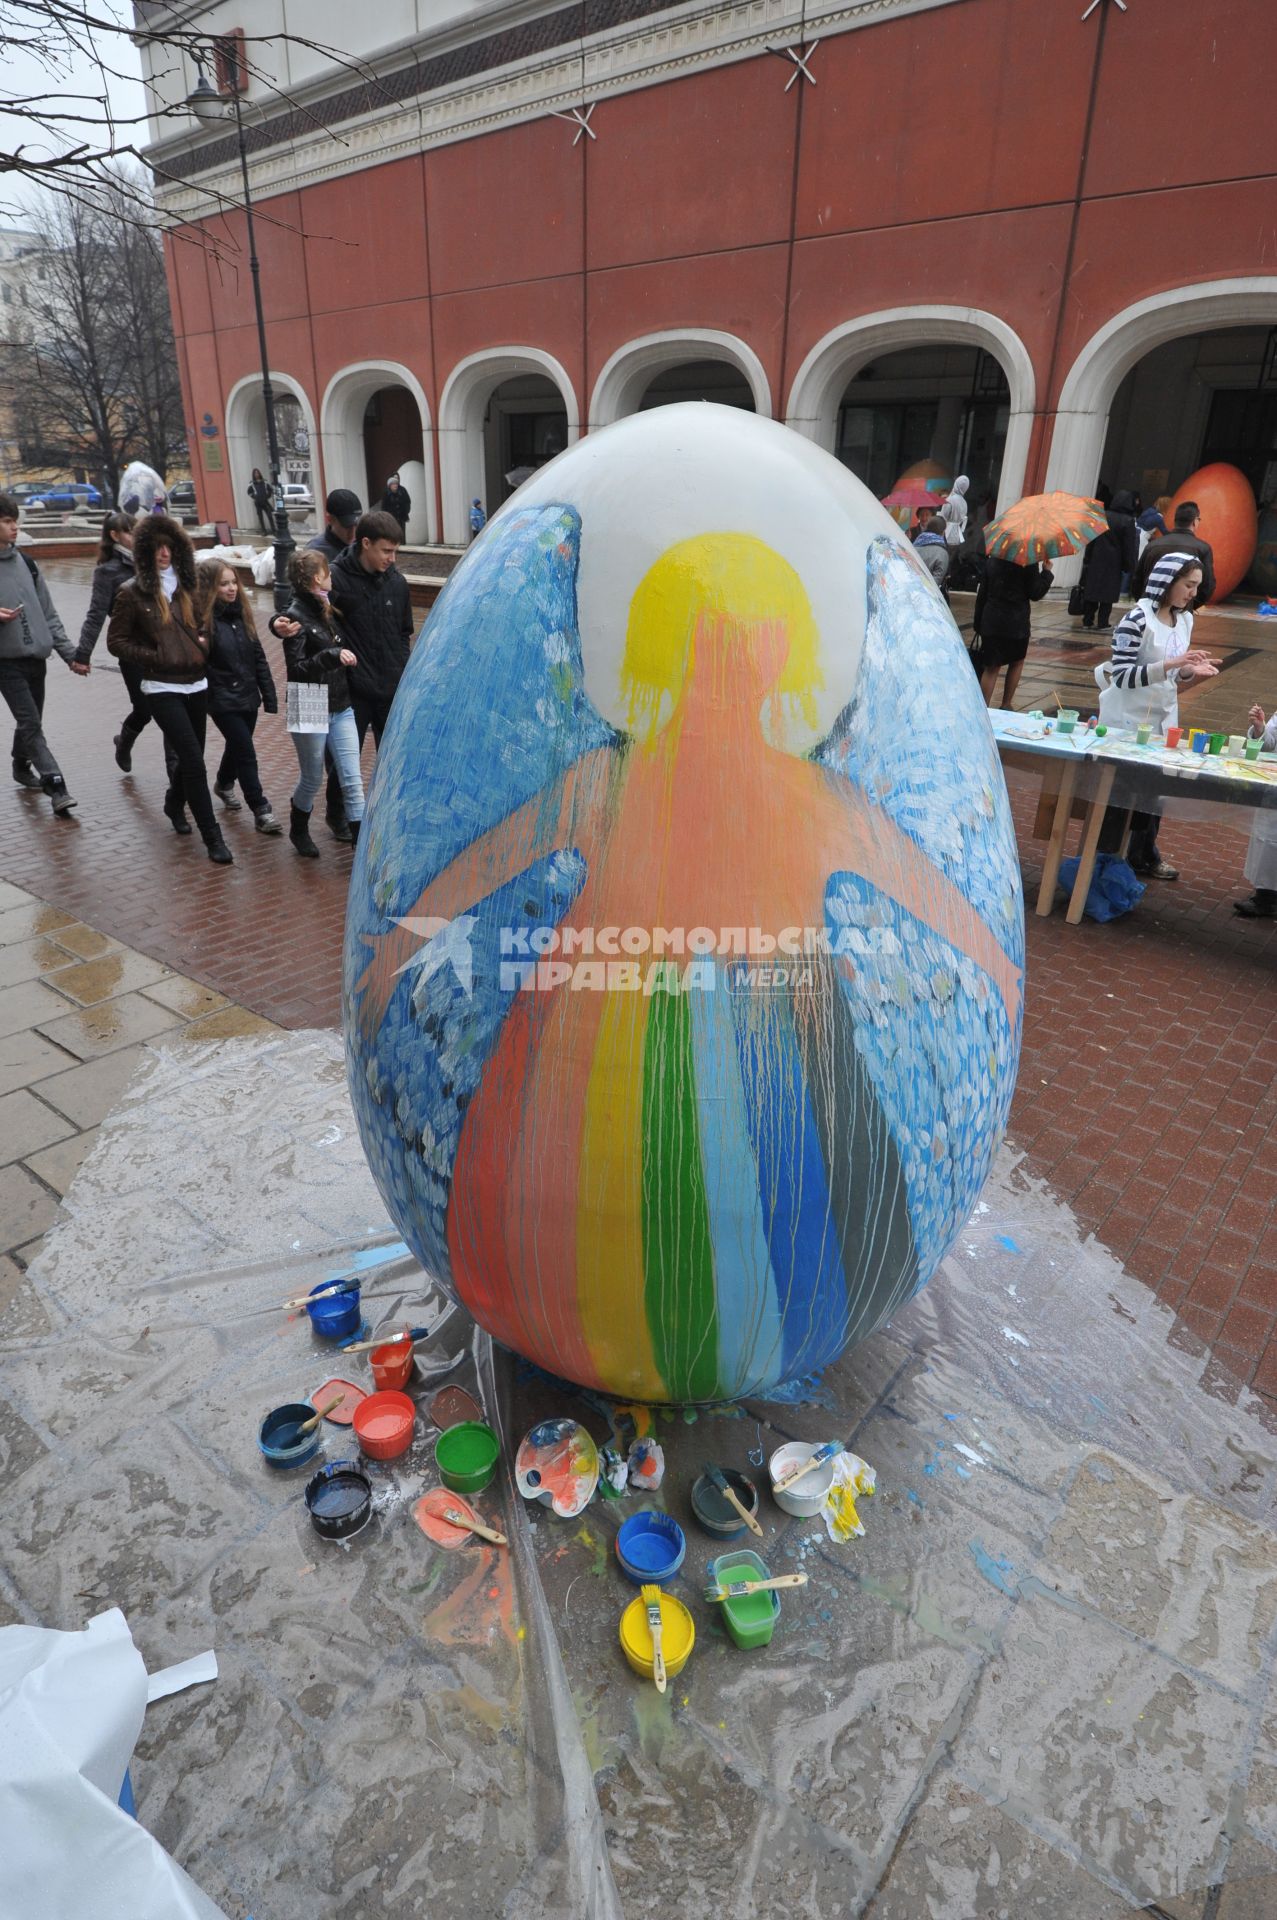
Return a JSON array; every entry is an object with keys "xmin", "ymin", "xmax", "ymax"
[
  {"xmin": 196, "ymin": 558, "xmax": 282, "ymax": 835},
  {"xmin": 280, "ymin": 549, "xmax": 365, "ymax": 856}
]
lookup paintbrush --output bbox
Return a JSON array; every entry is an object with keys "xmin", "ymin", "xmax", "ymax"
[
  {"xmin": 338, "ymin": 1324, "xmax": 432, "ymax": 1355},
  {"xmin": 280, "ymin": 1278, "xmax": 360, "ymax": 1311},
  {"xmin": 774, "ymin": 1440, "xmax": 844, "ymax": 1493},
  {"xmin": 441, "ymin": 1506, "xmax": 507, "ymax": 1546},
  {"xmin": 272, "ymin": 1392, "xmax": 344, "ymax": 1449},
  {"xmin": 704, "ymin": 1463, "xmax": 763, "ymax": 1538},
  {"xmin": 641, "ymin": 1583, "xmax": 666, "ymax": 1694},
  {"xmin": 704, "ymin": 1572, "xmax": 808, "ymax": 1602}
]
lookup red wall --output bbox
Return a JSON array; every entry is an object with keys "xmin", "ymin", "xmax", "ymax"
[{"xmin": 169, "ymin": 0, "xmax": 1277, "ymax": 524}]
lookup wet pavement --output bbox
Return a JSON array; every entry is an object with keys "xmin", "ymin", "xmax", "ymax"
[
  {"xmin": 2, "ymin": 1029, "xmax": 1275, "ymax": 1918},
  {"xmin": 3, "ymin": 561, "xmax": 1276, "ymax": 1424}
]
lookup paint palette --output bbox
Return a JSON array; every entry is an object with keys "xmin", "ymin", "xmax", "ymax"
[
  {"xmin": 311, "ymin": 1378, "xmax": 366, "ymax": 1426},
  {"xmin": 514, "ymin": 1419, "xmax": 599, "ymax": 1518}
]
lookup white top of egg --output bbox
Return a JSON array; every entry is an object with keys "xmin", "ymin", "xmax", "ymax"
[{"xmin": 506, "ymin": 404, "xmax": 911, "ymax": 754}]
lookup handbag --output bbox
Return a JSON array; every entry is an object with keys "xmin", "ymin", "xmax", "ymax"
[
  {"xmin": 286, "ymin": 680, "xmax": 329, "ymax": 733},
  {"xmin": 1067, "ymin": 582, "xmax": 1085, "ymax": 617}
]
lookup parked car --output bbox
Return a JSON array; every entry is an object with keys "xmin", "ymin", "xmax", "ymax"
[
  {"xmin": 26, "ymin": 481, "xmax": 103, "ymax": 511},
  {"xmin": 8, "ymin": 483, "xmax": 47, "ymax": 508},
  {"xmin": 281, "ymin": 483, "xmax": 313, "ymax": 510},
  {"xmin": 168, "ymin": 481, "xmax": 196, "ymax": 510}
]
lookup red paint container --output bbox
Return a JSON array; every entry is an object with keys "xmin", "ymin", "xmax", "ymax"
[
  {"xmin": 353, "ymin": 1389, "xmax": 416, "ymax": 1461},
  {"xmin": 370, "ymin": 1338, "xmax": 414, "ymax": 1391}
]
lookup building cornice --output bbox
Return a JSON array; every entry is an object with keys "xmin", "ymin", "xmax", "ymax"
[{"xmin": 148, "ymin": 0, "xmax": 961, "ymax": 223}]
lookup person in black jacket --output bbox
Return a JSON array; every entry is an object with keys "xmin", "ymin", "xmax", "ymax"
[
  {"xmin": 281, "ymin": 548, "xmax": 365, "ymax": 857},
  {"xmin": 195, "ymin": 559, "xmax": 281, "ymax": 834},
  {"xmin": 1078, "ymin": 489, "xmax": 1139, "ymax": 631},
  {"xmin": 329, "ymin": 510, "xmax": 415, "ymax": 748},
  {"xmin": 379, "ymin": 475, "xmax": 411, "ymax": 538},
  {"xmin": 972, "ymin": 556, "xmax": 1054, "ymax": 707},
  {"xmin": 1131, "ymin": 502, "xmax": 1216, "ymax": 608},
  {"xmin": 248, "ymin": 468, "xmax": 272, "ymax": 536},
  {"xmin": 75, "ymin": 512, "xmax": 158, "ymax": 773}
]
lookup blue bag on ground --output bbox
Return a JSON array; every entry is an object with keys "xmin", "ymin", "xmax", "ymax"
[{"xmin": 1057, "ymin": 851, "xmax": 1145, "ymax": 922}]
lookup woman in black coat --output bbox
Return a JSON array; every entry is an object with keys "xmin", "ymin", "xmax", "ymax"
[
  {"xmin": 74, "ymin": 512, "xmax": 162, "ymax": 773},
  {"xmin": 195, "ymin": 559, "xmax": 281, "ymax": 834},
  {"xmin": 1079, "ymin": 489, "xmax": 1139, "ymax": 631},
  {"xmin": 379, "ymin": 474, "xmax": 411, "ymax": 537},
  {"xmin": 972, "ymin": 556, "xmax": 1054, "ymax": 708},
  {"xmin": 280, "ymin": 547, "xmax": 366, "ymax": 857}
]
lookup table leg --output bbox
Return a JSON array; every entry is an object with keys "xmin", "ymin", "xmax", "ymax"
[
  {"xmin": 1066, "ymin": 763, "xmax": 1117, "ymax": 926},
  {"xmin": 1116, "ymin": 809, "xmax": 1134, "ymax": 860},
  {"xmin": 1037, "ymin": 760, "xmax": 1079, "ymax": 916}
]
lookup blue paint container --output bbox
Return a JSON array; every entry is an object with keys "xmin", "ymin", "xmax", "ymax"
[
  {"xmin": 615, "ymin": 1510, "xmax": 686, "ymax": 1585},
  {"xmin": 258, "ymin": 1401, "xmax": 324, "ymax": 1469},
  {"xmin": 306, "ymin": 1280, "xmax": 361, "ymax": 1340}
]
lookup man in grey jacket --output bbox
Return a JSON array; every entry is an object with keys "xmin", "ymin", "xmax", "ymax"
[{"xmin": 0, "ymin": 492, "xmax": 83, "ymax": 814}]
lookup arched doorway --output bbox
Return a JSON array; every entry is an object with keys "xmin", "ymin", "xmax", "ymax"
[
  {"xmin": 437, "ymin": 349, "xmax": 579, "ymax": 544},
  {"xmin": 224, "ymin": 372, "xmax": 319, "ymax": 532},
  {"xmin": 1045, "ymin": 280, "xmax": 1277, "ymax": 503},
  {"xmin": 834, "ymin": 343, "xmax": 1009, "ymax": 519},
  {"xmin": 320, "ymin": 361, "xmax": 435, "ymax": 544},
  {"xmin": 638, "ymin": 360, "xmax": 756, "ymax": 411},
  {"xmin": 589, "ymin": 330, "xmax": 771, "ymax": 428},
  {"xmin": 786, "ymin": 307, "xmax": 1035, "ymax": 513}
]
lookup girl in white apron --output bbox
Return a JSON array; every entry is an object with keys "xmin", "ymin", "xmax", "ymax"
[
  {"xmin": 1093, "ymin": 551, "xmax": 1217, "ymax": 879},
  {"xmin": 1235, "ymin": 703, "xmax": 1277, "ymax": 918}
]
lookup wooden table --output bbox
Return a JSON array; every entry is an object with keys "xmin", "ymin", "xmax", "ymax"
[{"xmin": 988, "ymin": 713, "xmax": 1277, "ymax": 924}]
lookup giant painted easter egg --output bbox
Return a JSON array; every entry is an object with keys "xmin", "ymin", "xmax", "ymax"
[
  {"xmin": 1168, "ymin": 463, "xmax": 1257, "ymax": 603},
  {"xmin": 344, "ymin": 407, "xmax": 1024, "ymax": 1404}
]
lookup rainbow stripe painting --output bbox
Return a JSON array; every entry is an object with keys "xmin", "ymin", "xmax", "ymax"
[{"xmin": 345, "ymin": 408, "xmax": 1023, "ymax": 1404}]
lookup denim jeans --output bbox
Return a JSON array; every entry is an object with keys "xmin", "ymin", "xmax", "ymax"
[
  {"xmin": 211, "ymin": 706, "xmax": 267, "ymax": 813},
  {"xmin": 291, "ymin": 705, "xmax": 364, "ymax": 821},
  {"xmin": 0, "ymin": 655, "xmax": 61, "ymax": 780}
]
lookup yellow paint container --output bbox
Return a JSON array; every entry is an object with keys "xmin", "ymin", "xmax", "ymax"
[{"xmin": 619, "ymin": 1592, "xmax": 695, "ymax": 1681}]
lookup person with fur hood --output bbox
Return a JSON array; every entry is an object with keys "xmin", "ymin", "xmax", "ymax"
[{"xmin": 107, "ymin": 514, "xmax": 233, "ymax": 865}]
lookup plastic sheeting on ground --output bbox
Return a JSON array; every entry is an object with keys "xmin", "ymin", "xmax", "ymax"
[
  {"xmin": 1, "ymin": 1030, "xmax": 1275, "ymax": 1918},
  {"xmin": 0, "ymin": 1609, "xmax": 225, "ymax": 1919}
]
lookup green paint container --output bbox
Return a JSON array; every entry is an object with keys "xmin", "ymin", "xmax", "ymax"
[
  {"xmin": 435, "ymin": 1420, "xmax": 499, "ymax": 1494},
  {"xmin": 708, "ymin": 1550, "xmax": 781, "ymax": 1650}
]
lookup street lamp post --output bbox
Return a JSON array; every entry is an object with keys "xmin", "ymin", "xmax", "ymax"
[{"xmin": 186, "ymin": 60, "xmax": 294, "ymax": 610}]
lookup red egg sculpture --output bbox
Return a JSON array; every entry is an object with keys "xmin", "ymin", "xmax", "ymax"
[{"xmin": 1167, "ymin": 463, "xmax": 1257, "ymax": 603}]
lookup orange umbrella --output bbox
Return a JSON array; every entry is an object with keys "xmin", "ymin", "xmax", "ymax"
[{"xmin": 982, "ymin": 492, "xmax": 1108, "ymax": 566}]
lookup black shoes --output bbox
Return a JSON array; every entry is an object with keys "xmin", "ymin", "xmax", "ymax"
[
  {"xmin": 12, "ymin": 760, "xmax": 42, "ymax": 789},
  {"xmin": 290, "ymin": 804, "xmax": 320, "ymax": 858},
  {"xmin": 1234, "ymin": 891, "xmax": 1277, "ymax": 920},
  {"xmin": 349, "ymin": 819, "xmax": 361, "ymax": 848},
  {"xmin": 205, "ymin": 830, "xmax": 233, "ymax": 866},
  {"xmin": 43, "ymin": 776, "xmax": 77, "ymax": 815},
  {"xmin": 325, "ymin": 807, "xmax": 352, "ymax": 844},
  {"xmin": 113, "ymin": 730, "xmax": 134, "ymax": 772},
  {"xmin": 163, "ymin": 794, "xmax": 193, "ymax": 836}
]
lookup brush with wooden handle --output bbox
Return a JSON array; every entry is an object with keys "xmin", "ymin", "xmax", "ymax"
[
  {"xmin": 774, "ymin": 1440, "xmax": 844, "ymax": 1493},
  {"xmin": 441, "ymin": 1507, "xmax": 507, "ymax": 1547},
  {"xmin": 338, "ymin": 1324, "xmax": 431, "ymax": 1356},
  {"xmin": 272, "ymin": 1393, "xmax": 344, "ymax": 1449},
  {"xmin": 704, "ymin": 1572, "xmax": 808, "ymax": 1602},
  {"xmin": 641, "ymin": 1584, "xmax": 666, "ymax": 1693},
  {"xmin": 704, "ymin": 1463, "xmax": 763, "ymax": 1537}
]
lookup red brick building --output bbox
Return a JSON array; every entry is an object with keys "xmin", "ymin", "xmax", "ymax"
[{"xmin": 141, "ymin": 0, "xmax": 1277, "ymax": 549}]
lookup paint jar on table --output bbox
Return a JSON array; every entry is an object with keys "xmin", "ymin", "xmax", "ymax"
[
  {"xmin": 1245, "ymin": 737, "xmax": 1263, "ymax": 761},
  {"xmin": 1055, "ymin": 708, "xmax": 1079, "ymax": 735},
  {"xmin": 1209, "ymin": 733, "xmax": 1227, "ymax": 755},
  {"xmin": 1135, "ymin": 723, "xmax": 1152, "ymax": 746},
  {"xmin": 1190, "ymin": 731, "xmax": 1209, "ymax": 754},
  {"xmin": 1164, "ymin": 725, "xmax": 1182, "ymax": 749},
  {"xmin": 1228, "ymin": 735, "xmax": 1246, "ymax": 757},
  {"xmin": 369, "ymin": 1336, "xmax": 414, "ymax": 1391}
]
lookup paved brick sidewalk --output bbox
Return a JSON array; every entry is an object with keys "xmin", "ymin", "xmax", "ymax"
[{"xmin": 3, "ymin": 560, "xmax": 1276, "ymax": 1419}]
